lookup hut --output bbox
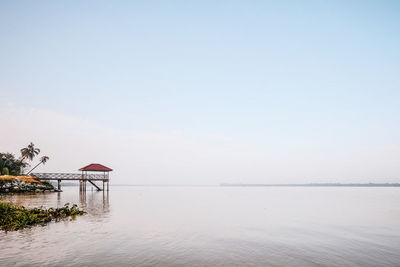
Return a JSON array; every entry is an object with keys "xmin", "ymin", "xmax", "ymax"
[{"xmin": 79, "ymin": 163, "xmax": 113, "ymax": 191}]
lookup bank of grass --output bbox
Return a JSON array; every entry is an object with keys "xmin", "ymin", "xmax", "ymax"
[
  {"xmin": 0, "ymin": 175, "xmax": 40, "ymax": 183},
  {"xmin": 0, "ymin": 202, "xmax": 85, "ymax": 231}
]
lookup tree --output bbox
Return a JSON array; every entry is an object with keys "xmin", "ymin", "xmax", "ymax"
[
  {"xmin": 0, "ymin": 153, "xmax": 28, "ymax": 176},
  {"xmin": 20, "ymin": 142, "xmax": 40, "ymax": 162},
  {"xmin": 27, "ymin": 156, "xmax": 50, "ymax": 175}
]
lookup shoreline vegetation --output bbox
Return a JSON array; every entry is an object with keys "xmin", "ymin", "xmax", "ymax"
[
  {"xmin": 0, "ymin": 202, "xmax": 85, "ymax": 231},
  {"xmin": 0, "ymin": 142, "xmax": 86, "ymax": 232},
  {"xmin": 1, "ymin": 142, "xmax": 49, "ymax": 177},
  {"xmin": 220, "ymin": 183, "xmax": 400, "ymax": 187},
  {"xmin": 1, "ymin": 142, "xmax": 56, "ymax": 194}
]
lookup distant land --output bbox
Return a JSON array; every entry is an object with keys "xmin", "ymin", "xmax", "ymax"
[
  {"xmin": 50, "ymin": 183, "xmax": 400, "ymax": 187},
  {"xmin": 220, "ymin": 183, "xmax": 400, "ymax": 187}
]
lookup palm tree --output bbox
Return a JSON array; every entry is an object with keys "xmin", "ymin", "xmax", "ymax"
[
  {"xmin": 27, "ymin": 156, "xmax": 49, "ymax": 175},
  {"xmin": 19, "ymin": 142, "xmax": 41, "ymax": 174},
  {"xmin": 20, "ymin": 142, "xmax": 40, "ymax": 162}
]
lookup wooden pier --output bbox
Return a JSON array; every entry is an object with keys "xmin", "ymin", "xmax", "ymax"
[{"xmin": 32, "ymin": 163, "xmax": 112, "ymax": 192}]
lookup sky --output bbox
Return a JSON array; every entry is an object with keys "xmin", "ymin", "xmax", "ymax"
[{"xmin": 1, "ymin": 0, "xmax": 400, "ymax": 184}]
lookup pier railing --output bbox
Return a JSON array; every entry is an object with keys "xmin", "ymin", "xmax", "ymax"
[{"xmin": 32, "ymin": 173, "xmax": 108, "ymax": 181}]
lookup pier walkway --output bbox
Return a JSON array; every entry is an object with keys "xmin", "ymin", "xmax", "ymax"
[
  {"xmin": 32, "ymin": 173, "xmax": 108, "ymax": 181},
  {"xmin": 31, "ymin": 163, "xmax": 112, "ymax": 192}
]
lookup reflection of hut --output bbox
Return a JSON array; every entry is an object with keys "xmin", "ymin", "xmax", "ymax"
[{"xmin": 79, "ymin": 163, "xmax": 113, "ymax": 191}]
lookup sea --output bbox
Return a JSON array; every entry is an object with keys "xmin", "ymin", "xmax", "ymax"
[{"xmin": 1, "ymin": 186, "xmax": 400, "ymax": 266}]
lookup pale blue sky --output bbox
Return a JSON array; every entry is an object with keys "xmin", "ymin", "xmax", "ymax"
[{"xmin": 1, "ymin": 1, "xmax": 400, "ymax": 183}]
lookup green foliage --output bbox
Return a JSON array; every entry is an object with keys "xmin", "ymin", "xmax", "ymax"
[
  {"xmin": 0, "ymin": 153, "xmax": 28, "ymax": 176},
  {"xmin": 26, "ymin": 155, "xmax": 50, "ymax": 175},
  {"xmin": 40, "ymin": 180, "xmax": 52, "ymax": 186},
  {"xmin": 0, "ymin": 203, "xmax": 85, "ymax": 231},
  {"xmin": 20, "ymin": 142, "xmax": 40, "ymax": 161},
  {"xmin": 1, "ymin": 142, "xmax": 49, "ymax": 175},
  {"xmin": 2, "ymin": 167, "xmax": 9, "ymax": 175},
  {"xmin": 40, "ymin": 180, "xmax": 55, "ymax": 190}
]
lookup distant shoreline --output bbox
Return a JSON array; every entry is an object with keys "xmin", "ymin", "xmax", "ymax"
[
  {"xmin": 60, "ymin": 183, "xmax": 400, "ymax": 187},
  {"xmin": 220, "ymin": 183, "xmax": 400, "ymax": 187}
]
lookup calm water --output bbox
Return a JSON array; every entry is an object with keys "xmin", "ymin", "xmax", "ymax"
[{"xmin": 1, "ymin": 186, "xmax": 400, "ymax": 266}]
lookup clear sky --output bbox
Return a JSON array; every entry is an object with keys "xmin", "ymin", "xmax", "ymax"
[{"xmin": 1, "ymin": 0, "xmax": 400, "ymax": 184}]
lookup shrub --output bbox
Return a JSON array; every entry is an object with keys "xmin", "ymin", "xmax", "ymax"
[
  {"xmin": 1, "ymin": 167, "xmax": 9, "ymax": 175},
  {"xmin": 0, "ymin": 152, "xmax": 28, "ymax": 176},
  {"xmin": 0, "ymin": 203, "xmax": 85, "ymax": 231},
  {"xmin": 40, "ymin": 180, "xmax": 55, "ymax": 190}
]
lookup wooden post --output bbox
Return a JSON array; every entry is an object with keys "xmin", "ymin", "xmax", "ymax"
[
  {"xmin": 102, "ymin": 181, "xmax": 105, "ymax": 191},
  {"xmin": 107, "ymin": 172, "xmax": 110, "ymax": 191},
  {"xmin": 58, "ymin": 179, "xmax": 61, "ymax": 191}
]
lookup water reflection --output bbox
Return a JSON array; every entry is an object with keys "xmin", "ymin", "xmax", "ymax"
[
  {"xmin": 2, "ymin": 187, "xmax": 400, "ymax": 267},
  {"xmin": 79, "ymin": 189, "xmax": 86, "ymax": 206},
  {"xmin": 79, "ymin": 189, "xmax": 110, "ymax": 215},
  {"xmin": 57, "ymin": 191, "xmax": 61, "ymax": 206}
]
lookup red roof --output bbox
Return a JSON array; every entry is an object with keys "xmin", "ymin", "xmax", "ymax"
[{"xmin": 79, "ymin": 163, "xmax": 113, "ymax": 172}]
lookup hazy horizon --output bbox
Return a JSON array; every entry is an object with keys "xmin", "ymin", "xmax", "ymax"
[{"xmin": 1, "ymin": 1, "xmax": 400, "ymax": 185}]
